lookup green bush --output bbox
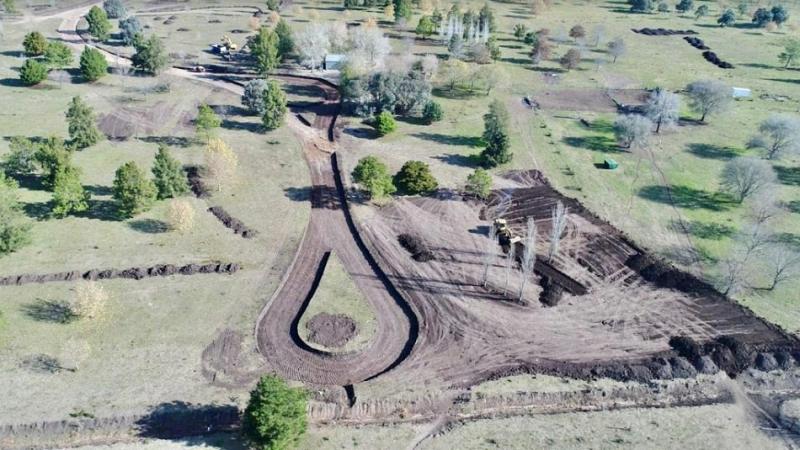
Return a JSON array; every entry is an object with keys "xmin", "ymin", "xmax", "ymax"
[
  {"xmin": 86, "ymin": 6, "xmax": 112, "ymax": 41},
  {"xmin": 66, "ymin": 96, "xmax": 102, "ymax": 149},
  {"xmin": 23, "ymin": 31, "xmax": 47, "ymax": 56},
  {"xmin": 19, "ymin": 59, "xmax": 48, "ymax": 85},
  {"xmin": 352, "ymin": 155, "xmax": 396, "ymax": 199},
  {"xmin": 52, "ymin": 165, "xmax": 90, "ymax": 217},
  {"xmin": 422, "ymin": 101, "xmax": 444, "ymax": 124},
  {"xmin": 394, "ymin": 160, "xmax": 438, "ymax": 195},
  {"xmin": 262, "ymin": 80, "xmax": 288, "ymax": 130},
  {"xmin": 113, "ymin": 162, "xmax": 157, "ymax": 217},
  {"xmin": 79, "ymin": 47, "xmax": 108, "ymax": 81},
  {"xmin": 0, "ymin": 173, "xmax": 32, "ymax": 256},
  {"xmin": 34, "ymin": 137, "xmax": 71, "ymax": 188},
  {"xmin": 2, "ymin": 136, "xmax": 39, "ymax": 176},
  {"xmin": 44, "ymin": 41, "xmax": 73, "ymax": 69},
  {"xmin": 152, "ymin": 145, "xmax": 189, "ymax": 199},
  {"xmin": 374, "ymin": 111, "xmax": 397, "ymax": 136},
  {"xmin": 465, "ymin": 168, "xmax": 492, "ymax": 199},
  {"xmin": 242, "ymin": 375, "xmax": 307, "ymax": 450},
  {"xmin": 196, "ymin": 104, "xmax": 222, "ymax": 139}
]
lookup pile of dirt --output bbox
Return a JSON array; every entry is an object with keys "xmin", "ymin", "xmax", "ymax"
[
  {"xmin": 0, "ymin": 262, "xmax": 240, "ymax": 286},
  {"xmin": 632, "ymin": 28, "xmax": 697, "ymax": 36},
  {"xmin": 625, "ymin": 253, "xmax": 714, "ymax": 295},
  {"xmin": 185, "ymin": 165, "xmax": 209, "ymax": 198},
  {"xmin": 305, "ymin": 313, "xmax": 358, "ymax": 348},
  {"xmin": 398, "ymin": 234, "xmax": 434, "ymax": 262},
  {"xmin": 669, "ymin": 334, "xmax": 797, "ymax": 376},
  {"xmin": 702, "ymin": 51, "xmax": 734, "ymax": 69},
  {"xmin": 684, "ymin": 36, "xmax": 709, "ymax": 50},
  {"xmin": 538, "ymin": 276, "xmax": 565, "ymax": 307},
  {"xmin": 208, "ymin": 206, "xmax": 257, "ymax": 238}
]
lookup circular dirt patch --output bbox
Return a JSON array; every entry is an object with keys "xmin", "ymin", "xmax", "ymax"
[{"xmin": 305, "ymin": 313, "xmax": 357, "ymax": 349}]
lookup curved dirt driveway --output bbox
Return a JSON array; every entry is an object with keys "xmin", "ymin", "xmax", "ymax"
[{"xmin": 51, "ymin": 3, "xmax": 416, "ymax": 386}]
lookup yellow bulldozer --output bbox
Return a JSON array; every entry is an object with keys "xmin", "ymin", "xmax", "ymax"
[{"xmin": 494, "ymin": 218, "xmax": 521, "ymax": 253}]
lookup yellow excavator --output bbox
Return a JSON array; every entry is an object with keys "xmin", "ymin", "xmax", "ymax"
[
  {"xmin": 494, "ymin": 218, "xmax": 521, "ymax": 253},
  {"xmin": 221, "ymin": 35, "xmax": 238, "ymax": 52}
]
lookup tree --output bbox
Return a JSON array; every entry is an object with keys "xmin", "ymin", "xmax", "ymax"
[
  {"xmin": 262, "ymin": 80, "xmax": 287, "ymax": 130},
  {"xmin": 614, "ymin": 114, "xmax": 652, "ymax": 149},
  {"xmin": 384, "ymin": 3, "xmax": 395, "ymax": 21},
  {"xmin": 86, "ymin": 6, "xmax": 112, "ymax": 41},
  {"xmin": 752, "ymin": 8, "xmax": 773, "ymax": 27},
  {"xmin": 480, "ymin": 100, "xmax": 512, "ymax": 167},
  {"xmin": 657, "ymin": 2, "xmax": 670, "ymax": 13},
  {"xmin": 548, "ymin": 200, "xmax": 568, "ymax": 261},
  {"xmin": 132, "ymin": 34, "xmax": 167, "ymax": 74},
  {"xmin": 166, "ymin": 198, "xmax": 195, "ymax": 232},
  {"xmin": 44, "ymin": 41, "xmax": 73, "ymax": 69},
  {"xmin": 119, "ymin": 16, "xmax": 143, "ymax": 46},
  {"xmin": 103, "ymin": 0, "xmax": 126, "ymax": 19},
  {"xmin": 629, "ymin": 0, "xmax": 654, "ymax": 13},
  {"xmin": 79, "ymin": 47, "xmax": 108, "ymax": 81},
  {"xmin": 748, "ymin": 115, "xmax": 800, "ymax": 159},
  {"xmin": 152, "ymin": 145, "xmax": 189, "ymax": 200},
  {"xmin": 686, "ymin": 80, "xmax": 731, "ymax": 122},
  {"xmin": 71, "ymin": 281, "xmax": 108, "ymax": 320},
  {"xmin": 607, "ymin": 37, "xmax": 626, "ymax": 63},
  {"xmin": 373, "ymin": 111, "xmax": 397, "ymax": 136},
  {"xmin": 204, "ymin": 138, "xmax": 238, "ymax": 191},
  {"xmin": 762, "ymin": 244, "xmax": 800, "ymax": 290},
  {"xmin": 351, "ymin": 155, "xmax": 396, "ymax": 199},
  {"xmin": 347, "ymin": 26, "xmax": 391, "ymax": 73},
  {"xmin": 772, "ymin": 5, "xmax": 789, "ymax": 26},
  {"xmin": 531, "ymin": 35, "xmax": 553, "ymax": 64},
  {"xmin": 695, "ymin": 4, "xmax": 708, "ymax": 20},
  {"xmin": 0, "ymin": 173, "xmax": 32, "ymax": 256},
  {"xmin": 23, "ymin": 31, "xmax": 47, "ymax": 56},
  {"xmin": 242, "ymin": 78, "xmax": 269, "ymax": 115},
  {"xmin": 720, "ymin": 157, "xmax": 777, "ymax": 203},
  {"xmin": 559, "ymin": 48, "xmax": 581, "ymax": 70},
  {"xmin": 52, "ymin": 165, "xmax": 90, "ymax": 217},
  {"xmin": 66, "ymin": 96, "xmax": 102, "ymax": 149},
  {"xmin": 275, "ymin": 19, "xmax": 294, "ymax": 58},
  {"xmin": 112, "ymin": 161, "xmax": 157, "ymax": 217},
  {"xmin": 34, "ymin": 137, "xmax": 71, "ymax": 188},
  {"xmin": 294, "ymin": 26, "xmax": 328, "ymax": 70},
  {"xmin": 195, "ymin": 104, "xmax": 222, "ymax": 140},
  {"xmin": 518, "ymin": 217, "xmax": 536, "ymax": 301},
  {"xmin": 394, "ymin": 0, "xmax": 412, "ymax": 22},
  {"xmin": 645, "ymin": 88, "xmax": 679, "ymax": 133},
  {"xmin": 2, "ymin": 136, "xmax": 38, "ymax": 176},
  {"xmin": 779, "ymin": 38, "xmax": 800, "ymax": 68},
  {"xmin": 416, "ymin": 16, "xmax": 436, "ymax": 39},
  {"xmin": 19, "ymin": 59, "xmax": 48, "ymax": 86},
  {"xmin": 513, "ymin": 24, "xmax": 529, "ymax": 40},
  {"xmin": 242, "ymin": 374, "xmax": 307, "ymax": 450},
  {"xmin": 251, "ymin": 27, "xmax": 280, "ymax": 74},
  {"xmin": 422, "ymin": 101, "xmax": 444, "ymax": 124},
  {"xmin": 676, "ymin": 0, "xmax": 693, "ymax": 14},
  {"xmin": 465, "ymin": 168, "xmax": 492, "ymax": 199},
  {"xmin": 569, "ymin": 25, "xmax": 586, "ymax": 41},
  {"xmin": 718, "ymin": 9, "xmax": 736, "ymax": 27},
  {"xmin": 394, "ymin": 160, "xmax": 438, "ymax": 195},
  {"xmin": 266, "ymin": 0, "xmax": 280, "ymax": 11}
]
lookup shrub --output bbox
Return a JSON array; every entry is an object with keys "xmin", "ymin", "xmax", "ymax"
[
  {"xmin": 351, "ymin": 155, "xmax": 396, "ymax": 199},
  {"xmin": 422, "ymin": 101, "xmax": 444, "ymax": 124},
  {"xmin": 242, "ymin": 375, "xmax": 307, "ymax": 450},
  {"xmin": 0, "ymin": 173, "xmax": 32, "ymax": 256},
  {"xmin": 44, "ymin": 41, "xmax": 73, "ymax": 69},
  {"xmin": 19, "ymin": 59, "xmax": 48, "ymax": 85},
  {"xmin": 151, "ymin": 145, "xmax": 189, "ymax": 199},
  {"xmin": 204, "ymin": 138, "xmax": 238, "ymax": 191},
  {"xmin": 465, "ymin": 168, "xmax": 492, "ymax": 199},
  {"xmin": 394, "ymin": 160, "xmax": 438, "ymax": 195},
  {"xmin": 86, "ymin": 6, "xmax": 112, "ymax": 41},
  {"xmin": 374, "ymin": 111, "xmax": 397, "ymax": 136},
  {"xmin": 66, "ymin": 96, "xmax": 102, "ymax": 149},
  {"xmin": 79, "ymin": 47, "xmax": 108, "ymax": 81},
  {"xmin": 23, "ymin": 31, "xmax": 47, "ymax": 56},
  {"xmin": 102, "ymin": 0, "xmax": 126, "ymax": 19},
  {"xmin": 166, "ymin": 198, "xmax": 195, "ymax": 232},
  {"xmin": 52, "ymin": 165, "xmax": 90, "ymax": 217},
  {"xmin": 71, "ymin": 281, "xmax": 108, "ymax": 320},
  {"xmin": 113, "ymin": 161, "xmax": 157, "ymax": 217},
  {"xmin": 195, "ymin": 104, "xmax": 221, "ymax": 139}
]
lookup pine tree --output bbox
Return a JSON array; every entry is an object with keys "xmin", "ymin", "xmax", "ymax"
[
  {"xmin": 79, "ymin": 47, "xmax": 108, "ymax": 81},
  {"xmin": 480, "ymin": 100, "xmax": 512, "ymax": 167},
  {"xmin": 19, "ymin": 59, "xmax": 48, "ymax": 86},
  {"xmin": 52, "ymin": 165, "xmax": 90, "ymax": 217},
  {"xmin": 86, "ymin": 6, "xmax": 112, "ymax": 41},
  {"xmin": 251, "ymin": 27, "xmax": 280, "ymax": 75},
  {"xmin": 274, "ymin": 19, "xmax": 294, "ymax": 58},
  {"xmin": 44, "ymin": 41, "xmax": 73, "ymax": 69},
  {"xmin": 66, "ymin": 96, "xmax": 102, "ymax": 149},
  {"xmin": 151, "ymin": 145, "xmax": 189, "ymax": 199},
  {"xmin": 262, "ymin": 80, "xmax": 288, "ymax": 130},
  {"xmin": 113, "ymin": 161, "xmax": 157, "ymax": 217},
  {"xmin": 242, "ymin": 375, "xmax": 308, "ymax": 450},
  {"xmin": 23, "ymin": 31, "xmax": 48, "ymax": 56}
]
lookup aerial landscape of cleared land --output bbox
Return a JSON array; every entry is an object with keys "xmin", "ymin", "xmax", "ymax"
[{"xmin": 1, "ymin": 0, "xmax": 800, "ymax": 448}]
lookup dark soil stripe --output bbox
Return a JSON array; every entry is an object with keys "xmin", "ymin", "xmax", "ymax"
[
  {"xmin": 0, "ymin": 262, "xmax": 240, "ymax": 287},
  {"xmin": 207, "ymin": 206, "xmax": 257, "ymax": 239}
]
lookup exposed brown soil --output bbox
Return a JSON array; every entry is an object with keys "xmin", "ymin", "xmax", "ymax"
[
  {"xmin": 185, "ymin": 165, "xmax": 209, "ymax": 198},
  {"xmin": 532, "ymin": 89, "xmax": 648, "ymax": 112},
  {"xmin": 207, "ymin": 206, "xmax": 257, "ymax": 238},
  {"xmin": 0, "ymin": 262, "xmax": 239, "ymax": 286},
  {"xmin": 305, "ymin": 313, "xmax": 358, "ymax": 348},
  {"xmin": 633, "ymin": 28, "xmax": 698, "ymax": 36},
  {"xmin": 97, "ymin": 102, "xmax": 180, "ymax": 140}
]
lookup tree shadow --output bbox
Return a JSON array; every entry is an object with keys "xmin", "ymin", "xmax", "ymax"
[
  {"xmin": 432, "ymin": 153, "xmax": 480, "ymax": 167},
  {"xmin": 411, "ymin": 132, "xmax": 482, "ymax": 147},
  {"xmin": 129, "ymin": 218, "xmax": 170, "ymax": 234},
  {"xmin": 74, "ymin": 199, "xmax": 122, "ymax": 221},
  {"xmin": 221, "ymin": 119, "xmax": 263, "ymax": 133},
  {"xmin": 773, "ymin": 232, "xmax": 800, "ymax": 249},
  {"xmin": 686, "ymin": 143, "xmax": 741, "ymax": 160},
  {"xmin": 84, "ymin": 184, "xmax": 114, "ymax": 196},
  {"xmin": 284, "ymin": 186, "xmax": 311, "ymax": 202},
  {"xmin": 501, "ymin": 56, "xmax": 531, "ymax": 65},
  {"xmin": 787, "ymin": 200, "xmax": 800, "ymax": 214},
  {"xmin": 740, "ymin": 62, "xmax": 774, "ymax": 69},
  {"xmin": 638, "ymin": 185, "xmax": 734, "ymax": 211},
  {"xmin": 773, "ymin": 165, "xmax": 800, "ymax": 186},
  {"xmin": 138, "ymin": 136, "xmax": 194, "ymax": 148},
  {"xmin": 0, "ymin": 78, "xmax": 27, "ymax": 88},
  {"xmin": 562, "ymin": 135, "xmax": 622, "ymax": 153},
  {"xmin": 13, "ymin": 174, "xmax": 47, "ymax": 191},
  {"xmin": 764, "ymin": 78, "xmax": 800, "ymax": 85},
  {"xmin": 135, "ymin": 401, "xmax": 240, "ymax": 439},
  {"xmin": 685, "ymin": 221, "xmax": 735, "ymax": 240},
  {"xmin": 21, "ymin": 299, "xmax": 77, "ymax": 324},
  {"xmin": 23, "ymin": 202, "xmax": 52, "ymax": 220}
]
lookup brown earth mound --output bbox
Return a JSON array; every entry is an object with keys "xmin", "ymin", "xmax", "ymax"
[
  {"xmin": 305, "ymin": 313, "xmax": 358, "ymax": 348},
  {"xmin": 207, "ymin": 206, "xmax": 257, "ymax": 238},
  {"xmin": 633, "ymin": 28, "xmax": 697, "ymax": 36},
  {"xmin": 398, "ymin": 234, "xmax": 435, "ymax": 262},
  {"xmin": 0, "ymin": 262, "xmax": 239, "ymax": 286}
]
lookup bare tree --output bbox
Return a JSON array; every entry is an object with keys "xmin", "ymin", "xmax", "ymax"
[
  {"xmin": 295, "ymin": 25, "xmax": 330, "ymax": 70},
  {"xmin": 482, "ymin": 220, "xmax": 497, "ymax": 287},
  {"xmin": 720, "ymin": 156, "xmax": 777, "ymax": 203},
  {"xmin": 685, "ymin": 80, "xmax": 731, "ymax": 122},
  {"xmin": 548, "ymin": 200, "xmax": 568, "ymax": 261},
  {"xmin": 614, "ymin": 114, "xmax": 652, "ymax": 150},
  {"xmin": 718, "ymin": 257, "xmax": 747, "ymax": 296},
  {"xmin": 645, "ymin": 88, "xmax": 680, "ymax": 133},
  {"xmin": 607, "ymin": 37, "xmax": 626, "ymax": 63},
  {"xmin": 518, "ymin": 217, "xmax": 537, "ymax": 301},
  {"xmin": 746, "ymin": 190, "xmax": 783, "ymax": 226},
  {"xmin": 71, "ymin": 281, "xmax": 108, "ymax": 320},
  {"xmin": 204, "ymin": 138, "xmax": 238, "ymax": 191},
  {"xmin": 503, "ymin": 242, "xmax": 516, "ymax": 296},
  {"xmin": 167, "ymin": 198, "xmax": 196, "ymax": 233},
  {"xmin": 347, "ymin": 26, "xmax": 391, "ymax": 73},
  {"xmin": 590, "ymin": 24, "xmax": 606, "ymax": 47},
  {"xmin": 747, "ymin": 115, "xmax": 800, "ymax": 160},
  {"xmin": 762, "ymin": 245, "xmax": 800, "ymax": 291}
]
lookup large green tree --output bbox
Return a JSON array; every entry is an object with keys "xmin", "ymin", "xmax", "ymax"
[
  {"xmin": 196, "ymin": 104, "xmax": 222, "ymax": 139},
  {"xmin": 23, "ymin": 31, "xmax": 47, "ymax": 56},
  {"xmin": 113, "ymin": 161, "xmax": 157, "ymax": 217},
  {"xmin": 86, "ymin": 6, "xmax": 112, "ymax": 41},
  {"xmin": 352, "ymin": 155, "xmax": 396, "ymax": 199},
  {"xmin": 465, "ymin": 168, "xmax": 492, "ymax": 199},
  {"xmin": 262, "ymin": 80, "xmax": 287, "ymax": 130},
  {"xmin": 480, "ymin": 100, "xmax": 512, "ymax": 167},
  {"xmin": 394, "ymin": 0, "xmax": 412, "ymax": 22},
  {"xmin": 44, "ymin": 41, "xmax": 73, "ymax": 70},
  {"xmin": 19, "ymin": 59, "xmax": 48, "ymax": 86},
  {"xmin": 274, "ymin": 19, "xmax": 294, "ymax": 58},
  {"xmin": 251, "ymin": 27, "xmax": 280, "ymax": 75},
  {"xmin": 0, "ymin": 174, "xmax": 32, "ymax": 256},
  {"xmin": 66, "ymin": 96, "xmax": 102, "ymax": 149},
  {"xmin": 52, "ymin": 165, "xmax": 90, "ymax": 217},
  {"xmin": 132, "ymin": 34, "xmax": 168, "ymax": 74},
  {"xmin": 242, "ymin": 375, "xmax": 308, "ymax": 450},
  {"xmin": 2, "ymin": 136, "xmax": 38, "ymax": 176},
  {"xmin": 79, "ymin": 47, "xmax": 108, "ymax": 81},
  {"xmin": 34, "ymin": 137, "xmax": 71, "ymax": 188},
  {"xmin": 779, "ymin": 38, "xmax": 800, "ymax": 68},
  {"xmin": 394, "ymin": 160, "xmax": 438, "ymax": 195},
  {"xmin": 151, "ymin": 145, "xmax": 189, "ymax": 199}
]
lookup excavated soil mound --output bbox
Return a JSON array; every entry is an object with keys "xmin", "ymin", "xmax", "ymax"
[
  {"xmin": 684, "ymin": 36, "xmax": 709, "ymax": 50},
  {"xmin": 186, "ymin": 165, "xmax": 209, "ymax": 198},
  {"xmin": 633, "ymin": 28, "xmax": 697, "ymax": 36},
  {"xmin": 208, "ymin": 206, "xmax": 257, "ymax": 238},
  {"xmin": 702, "ymin": 51, "xmax": 734, "ymax": 69},
  {"xmin": 398, "ymin": 234, "xmax": 434, "ymax": 262},
  {"xmin": 0, "ymin": 262, "xmax": 239, "ymax": 286},
  {"xmin": 305, "ymin": 313, "xmax": 358, "ymax": 348}
]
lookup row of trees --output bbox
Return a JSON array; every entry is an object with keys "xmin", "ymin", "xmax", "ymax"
[{"xmin": 351, "ymin": 156, "xmax": 439, "ymax": 198}]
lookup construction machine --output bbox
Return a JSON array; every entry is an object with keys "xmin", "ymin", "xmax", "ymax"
[{"xmin": 494, "ymin": 218, "xmax": 521, "ymax": 253}]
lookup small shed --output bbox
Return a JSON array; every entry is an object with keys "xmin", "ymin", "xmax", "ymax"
[
  {"xmin": 323, "ymin": 54, "xmax": 345, "ymax": 71},
  {"xmin": 603, "ymin": 158, "xmax": 619, "ymax": 170},
  {"xmin": 732, "ymin": 87, "xmax": 751, "ymax": 99}
]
